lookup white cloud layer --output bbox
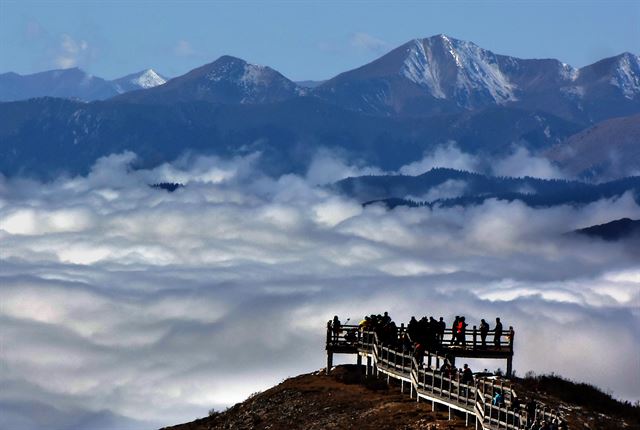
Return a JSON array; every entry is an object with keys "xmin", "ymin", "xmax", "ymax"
[
  {"xmin": 398, "ymin": 142, "xmax": 568, "ymax": 179},
  {"xmin": 399, "ymin": 141, "xmax": 481, "ymax": 175},
  {"xmin": 0, "ymin": 152, "xmax": 639, "ymax": 430}
]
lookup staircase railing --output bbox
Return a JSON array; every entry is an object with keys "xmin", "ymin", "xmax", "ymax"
[{"xmin": 355, "ymin": 330, "xmax": 562, "ymax": 430}]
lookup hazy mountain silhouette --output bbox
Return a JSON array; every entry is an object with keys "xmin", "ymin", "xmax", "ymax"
[
  {"xmin": 547, "ymin": 113, "xmax": 640, "ymax": 179},
  {"xmin": 574, "ymin": 218, "xmax": 640, "ymax": 241},
  {"xmin": 334, "ymin": 168, "xmax": 640, "ymax": 208},
  {"xmin": 0, "ymin": 68, "xmax": 167, "ymax": 102}
]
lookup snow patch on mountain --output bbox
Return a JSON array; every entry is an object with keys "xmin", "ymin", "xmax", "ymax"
[
  {"xmin": 401, "ymin": 39, "xmax": 446, "ymax": 99},
  {"xmin": 444, "ymin": 36, "xmax": 517, "ymax": 105},
  {"xmin": 206, "ymin": 59, "xmax": 273, "ymax": 87},
  {"xmin": 201, "ymin": 57, "xmax": 297, "ymax": 103},
  {"xmin": 610, "ymin": 53, "xmax": 640, "ymax": 99},
  {"xmin": 240, "ymin": 64, "xmax": 269, "ymax": 86},
  {"xmin": 560, "ymin": 63, "xmax": 578, "ymax": 81},
  {"xmin": 400, "ymin": 35, "xmax": 517, "ymax": 107}
]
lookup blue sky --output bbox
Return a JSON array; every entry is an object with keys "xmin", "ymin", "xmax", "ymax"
[{"xmin": 1, "ymin": 0, "xmax": 639, "ymax": 81}]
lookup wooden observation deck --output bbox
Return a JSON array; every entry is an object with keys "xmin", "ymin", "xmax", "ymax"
[{"xmin": 325, "ymin": 321, "xmax": 564, "ymax": 430}]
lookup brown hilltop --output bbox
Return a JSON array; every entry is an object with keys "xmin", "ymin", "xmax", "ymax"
[
  {"xmin": 162, "ymin": 365, "xmax": 467, "ymax": 430},
  {"xmin": 162, "ymin": 365, "xmax": 639, "ymax": 430}
]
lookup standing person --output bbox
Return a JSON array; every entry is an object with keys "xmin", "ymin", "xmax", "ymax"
[
  {"xmin": 526, "ymin": 397, "xmax": 537, "ymax": 427},
  {"xmin": 480, "ymin": 318, "xmax": 489, "ymax": 348},
  {"xmin": 427, "ymin": 317, "xmax": 438, "ymax": 351},
  {"xmin": 332, "ymin": 315, "xmax": 341, "ymax": 342},
  {"xmin": 382, "ymin": 311, "xmax": 391, "ymax": 325},
  {"xmin": 438, "ymin": 317, "xmax": 446, "ymax": 344},
  {"xmin": 511, "ymin": 393, "xmax": 522, "ymax": 427},
  {"xmin": 452, "ymin": 316, "xmax": 460, "ymax": 345},
  {"xmin": 461, "ymin": 364, "xmax": 473, "ymax": 383},
  {"xmin": 511, "ymin": 393, "xmax": 521, "ymax": 412},
  {"xmin": 494, "ymin": 317, "xmax": 503, "ymax": 347},
  {"xmin": 408, "ymin": 316, "xmax": 418, "ymax": 341},
  {"xmin": 457, "ymin": 316, "xmax": 467, "ymax": 347},
  {"xmin": 461, "ymin": 363, "xmax": 473, "ymax": 396},
  {"xmin": 492, "ymin": 389, "xmax": 505, "ymax": 406},
  {"xmin": 414, "ymin": 342, "xmax": 425, "ymax": 367},
  {"xmin": 507, "ymin": 326, "xmax": 515, "ymax": 345}
]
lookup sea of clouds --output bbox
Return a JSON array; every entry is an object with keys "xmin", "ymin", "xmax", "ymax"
[{"xmin": 1, "ymin": 149, "xmax": 639, "ymax": 430}]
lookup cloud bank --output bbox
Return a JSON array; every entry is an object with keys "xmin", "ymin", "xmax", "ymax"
[
  {"xmin": 54, "ymin": 34, "xmax": 93, "ymax": 69},
  {"xmin": 398, "ymin": 141, "xmax": 567, "ymax": 180},
  {"xmin": 1, "ymin": 152, "xmax": 638, "ymax": 430}
]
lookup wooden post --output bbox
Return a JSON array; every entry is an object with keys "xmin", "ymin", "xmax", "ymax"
[
  {"xmin": 366, "ymin": 356, "xmax": 371, "ymax": 375},
  {"xmin": 473, "ymin": 325, "xmax": 477, "ymax": 349},
  {"xmin": 506, "ymin": 356, "xmax": 513, "ymax": 378},
  {"xmin": 326, "ymin": 350, "xmax": 333, "ymax": 375},
  {"xmin": 325, "ymin": 321, "xmax": 332, "ymax": 375},
  {"xmin": 326, "ymin": 321, "xmax": 332, "ymax": 346},
  {"xmin": 432, "ymin": 368, "xmax": 436, "ymax": 394},
  {"xmin": 357, "ymin": 353, "xmax": 362, "ymax": 369}
]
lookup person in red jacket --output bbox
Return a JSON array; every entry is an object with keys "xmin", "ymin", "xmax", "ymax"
[{"xmin": 456, "ymin": 316, "xmax": 467, "ymax": 347}]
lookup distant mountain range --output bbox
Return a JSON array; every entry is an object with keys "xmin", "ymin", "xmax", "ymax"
[
  {"xmin": 0, "ymin": 68, "xmax": 166, "ymax": 101},
  {"xmin": 0, "ymin": 34, "xmax": 638, "ymax": 179}
]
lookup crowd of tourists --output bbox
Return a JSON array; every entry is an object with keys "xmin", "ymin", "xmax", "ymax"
[{"xmin": 332, "ymin": 312, "xmax": 514, "ymax": 351}]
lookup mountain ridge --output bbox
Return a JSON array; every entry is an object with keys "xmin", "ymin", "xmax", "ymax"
[
  {"xmin": 314, "ymin": 34, "xmax": 639, "ymax": 121},
  {"xmin": 0, "ymin": 67, "xmax": 168, "ymax": 102},
  {"xmin": 114, "ymin": 55, "xmax": 299, "ymax": 104}
]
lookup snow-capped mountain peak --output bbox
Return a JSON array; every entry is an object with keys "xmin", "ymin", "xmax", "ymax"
[
  {"xmin": 132, "ymin": 69, "xmax": 166, "ymax": 89},
  {"xmin": 111, "ymin": 69, "xmax": 167, "ymax": 94}
]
